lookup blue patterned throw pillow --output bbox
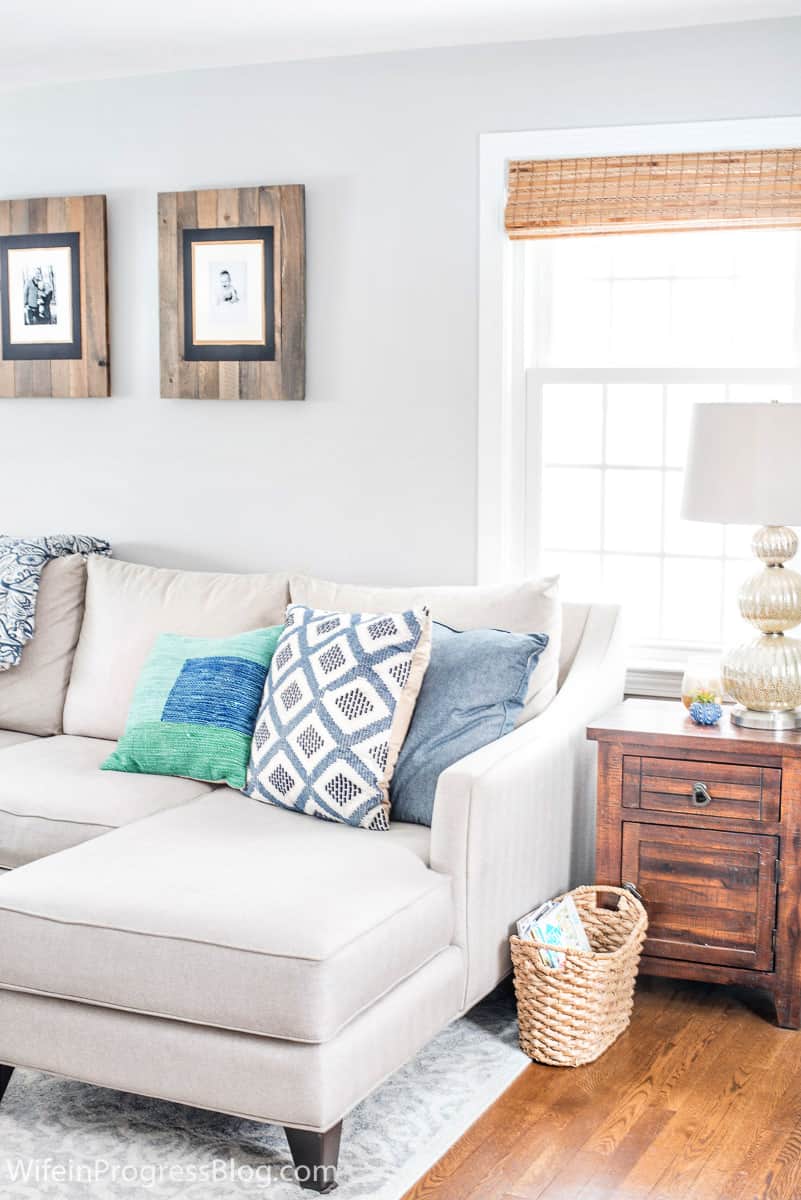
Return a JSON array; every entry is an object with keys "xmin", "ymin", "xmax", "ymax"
[{"xmin": 244, "ymin": 604, "xmax": 432, "ymax": 830}]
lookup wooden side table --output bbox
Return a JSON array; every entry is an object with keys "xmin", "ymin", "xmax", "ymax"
[{"xmin": 588, "ymin": 699, "xmax": 801, "ymax": 1028}]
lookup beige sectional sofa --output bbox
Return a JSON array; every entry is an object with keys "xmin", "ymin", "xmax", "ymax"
[{"xmin": 0, "ymin": 556, "xmax": 624, "ymax": 1191}]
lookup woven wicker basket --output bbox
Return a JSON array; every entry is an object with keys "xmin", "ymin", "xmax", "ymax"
[{"xmin": 510, "ymin": 885, "xmax": 648, "ymax": 1067}]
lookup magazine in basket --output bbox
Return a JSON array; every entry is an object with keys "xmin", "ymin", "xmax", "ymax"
[{"xmin": 516, "ymin": 893, "xmax": 591, "ymax": 969}]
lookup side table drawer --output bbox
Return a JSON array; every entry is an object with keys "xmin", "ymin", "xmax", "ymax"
[{"xmin": 622, "ymin": 755, "xmax": 781, "ymax": 823}]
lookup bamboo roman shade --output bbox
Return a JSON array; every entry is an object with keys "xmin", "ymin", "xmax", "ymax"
[{"xmin": 504, "ymin": 148, "xmax": 801, "ymax": 239}]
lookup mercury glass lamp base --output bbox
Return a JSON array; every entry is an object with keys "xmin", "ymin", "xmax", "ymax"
[{"xmin": 730, "ymin": 705, "xmax": 801, "ymax": 731}]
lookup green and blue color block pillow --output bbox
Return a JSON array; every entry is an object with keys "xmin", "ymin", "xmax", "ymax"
[{"xmin": 103, "ymin": 626, "xmax": 283, "ymax": 788}]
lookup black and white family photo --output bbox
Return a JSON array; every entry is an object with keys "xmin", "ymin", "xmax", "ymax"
[
  {"xmin": 22, "ymin": 263, "xmax": 58, "ymax": 326},
  {"xmin": 2, "ymin": 240, "xmax": 76, "ymax": 350}
]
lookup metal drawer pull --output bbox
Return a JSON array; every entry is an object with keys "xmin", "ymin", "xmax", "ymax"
[{"xmin": 692, "ymin": 782, "xmax": 712, "ymax": 807}]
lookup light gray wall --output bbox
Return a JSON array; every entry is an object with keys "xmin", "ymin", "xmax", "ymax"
[{"xmin": 2, "ymin": 19, "xmax": 801, "ymax": 579}]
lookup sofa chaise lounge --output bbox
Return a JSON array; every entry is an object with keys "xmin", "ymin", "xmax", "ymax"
[{"xmin": 0, "ymin": 556, "xmax": 624, "ymax": 1190}]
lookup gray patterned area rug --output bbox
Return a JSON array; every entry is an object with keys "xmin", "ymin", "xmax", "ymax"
[{"xmin": 0, "ymin": 983, "xmax": 526, "ymax": 1198}]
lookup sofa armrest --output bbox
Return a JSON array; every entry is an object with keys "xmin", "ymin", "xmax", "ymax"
[{"xmin": 430, "ymin": 603, "xmax": 624, "ymax": 1012}]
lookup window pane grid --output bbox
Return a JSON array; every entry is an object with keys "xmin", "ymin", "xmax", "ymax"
[
  {"xmin": 536, "ymin": 229, "xmax": 801, "ymax": 369},
  {"xmin": 657, "ymin": 384, "xmax": 668, "ymax": 638},
  {"xmin": 534, "ymin": 378, "xmax": 764, "ymax": 650},
  {"xmin": 526, "ymin": 228, "xmax": 801, "ymax": 659},
  {"xmin": 599, "ymin": 384, "xmax": 608, "ymax": 573}
]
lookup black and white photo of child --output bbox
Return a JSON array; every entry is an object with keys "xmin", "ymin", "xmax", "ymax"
[
  {"xmin": 190, "ymin": 238, "xmax": 265, "ymax": 348},
  {"xmin": 214, "ymin": 268, "xmax": 240, "ymax": 305},
  {"xmin": 210, "ymin": 261, "xmax": 247, "ymax": 318}
]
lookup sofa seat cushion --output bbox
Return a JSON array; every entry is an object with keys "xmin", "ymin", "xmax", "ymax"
[
  {"xmin": 0, "ymin": 791, "xmax": 452, "ymax": 1042},
  {"xmin": 0, "ymin": 735, "xmax": 214, "ymax": 869},
  {"xmin": 0, "ymin": 730, "xmax": 39, "ymax": 750}
]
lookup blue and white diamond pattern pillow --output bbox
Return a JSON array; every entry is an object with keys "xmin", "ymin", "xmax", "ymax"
[{"xmin": 244, "ymin": 604, "xmax": 432, "ymax": 830}]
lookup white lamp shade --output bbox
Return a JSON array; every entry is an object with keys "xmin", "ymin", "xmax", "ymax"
[{"xmin": 681, "ymin": 403, "xmax": 801, "ymax": 526}]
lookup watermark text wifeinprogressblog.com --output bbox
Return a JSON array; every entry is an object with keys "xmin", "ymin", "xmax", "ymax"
[{"xmin": 2, "ymin": 1155, "xmax": 336, "ymax": 1190}]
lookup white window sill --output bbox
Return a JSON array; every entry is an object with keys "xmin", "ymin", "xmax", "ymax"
[{"xmin": 625, "ymin": 663, "xmax": 685, "ymax": 700}]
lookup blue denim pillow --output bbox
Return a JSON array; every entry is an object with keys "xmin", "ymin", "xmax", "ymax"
[{"xmin": 390, "ymin": 622, "xmax": 549, "ymax": 826}]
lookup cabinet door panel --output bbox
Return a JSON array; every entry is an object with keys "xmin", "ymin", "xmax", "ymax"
[{"xmin": 621, "ymin": 823, "xmax": 778, "ymax": 970}]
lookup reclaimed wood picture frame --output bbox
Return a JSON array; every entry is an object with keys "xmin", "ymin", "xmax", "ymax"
[
  {"xmin": 0, "ymin": 194, "xmax": 110, "ymax": 398},
  {"xmin": 159, "ymin": 185, "xmax": 305, "ymax": 400}
]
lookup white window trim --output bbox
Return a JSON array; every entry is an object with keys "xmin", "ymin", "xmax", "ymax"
[{"xmin": 478, "ymin": 115, "xmax": 801, "ymax": 695}]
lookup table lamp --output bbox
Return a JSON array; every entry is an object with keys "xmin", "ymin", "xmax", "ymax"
[{"xmin": 681, "ymin": 401, "xmax": 801, "ymax": 730}]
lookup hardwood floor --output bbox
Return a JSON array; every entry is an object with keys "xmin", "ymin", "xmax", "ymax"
[{"xmin": 403, "ymin": 976, "xmax": 801, "ymax": 1200}]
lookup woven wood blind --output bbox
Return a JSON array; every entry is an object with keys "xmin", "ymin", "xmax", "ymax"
[{"xmin": 504, "ymin": 148, "xmax": 801, "ymax": 239}]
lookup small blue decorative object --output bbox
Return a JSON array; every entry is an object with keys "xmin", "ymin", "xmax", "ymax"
[{"xmin": 689, "ymin": 700, "xmax": 723, "ymax": 726}]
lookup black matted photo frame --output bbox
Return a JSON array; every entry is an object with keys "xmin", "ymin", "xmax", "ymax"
[
  {"xmin": 0, "ymin": 195, "xmax": 109, "ymax": 399},
  {"xmin": 159, "ymin": 185, "xmax": 305, "ymax": 400},
  {"xmin": 0, "ymin": 231, "xmax": 82, "ymax": 361},
  {"xmin": 181, "ymin": 225, "xmax": 275, "ymax": 362}
]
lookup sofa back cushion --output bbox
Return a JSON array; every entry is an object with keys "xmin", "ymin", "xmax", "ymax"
[
  {"xmin": 0, "ymin": 556, "xmax": 87, "ymax": 736},
  {"xmin": 63, "ymin": 558, "xmax": 289, "ymax": 741},
  {"xmin": 290, "ymin": 574, "xmax": 561, "ymax": 722},
  {"xmin": 560, "ymin": 602, "xmax": 591, "ymax": 688}
]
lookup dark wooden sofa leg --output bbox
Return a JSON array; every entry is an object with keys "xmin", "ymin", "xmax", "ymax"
[
  {"xmin": 284, "ymin": 1121, "xmax": 342, "ymax": 1193},
  {"xmin": 0, "ymin": 1064, "xmax": 14, "ymax": 1104}
]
